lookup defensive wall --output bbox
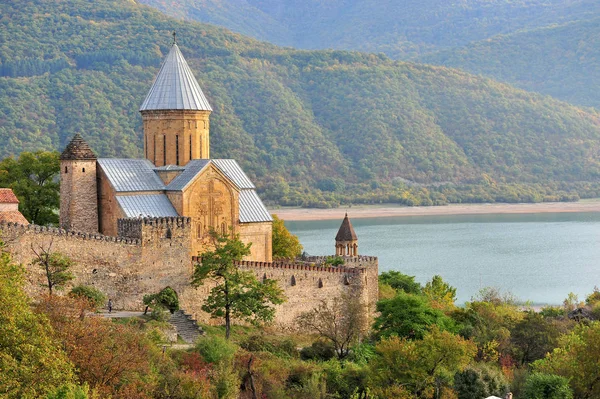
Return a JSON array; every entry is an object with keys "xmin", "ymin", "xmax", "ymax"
[{"xmin": 0, "ymin": 218, "xmax": 378, "ymax": 328}]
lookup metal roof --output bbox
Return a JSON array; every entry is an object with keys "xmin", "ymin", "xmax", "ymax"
[
  {"xmin": 98, "ymin": 159, "xmax": 165, "ymax": 192},
  {"xmin": 213, "ymin": 159, "xmax": 255, "ymax": 189},
  {"xmin": 117, "ymin": 194, "xmax": 178, "ymax": 218},
  {"xmin": 139, "ymin": 44, "xmax": 212, "ymax": 112},
  {"xmin": 239, "ymin": 190, "xmax": 272, "ymax": 223},
  {"xmin": 166, "ymin": 159, "xmax": 211, "ymax": 191}
]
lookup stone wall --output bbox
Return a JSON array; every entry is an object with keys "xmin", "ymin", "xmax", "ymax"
[{"xmin": 1, "ymin": 220, "xmax": 378, "ymax": 329}]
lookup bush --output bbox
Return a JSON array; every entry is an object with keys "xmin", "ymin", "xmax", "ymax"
[
  {"xmin": 454, "ymin": 363, "xmax": 509, "ymax": 399},
  {"xmin": 240, "ymin": 334, "xmax": 298, "ymax": 358},
  {"xmin": 300, "ymin": 340, "xmax": 336, "ymax": 361},
  {"xmin": 68, "ymin": 285, "xmax": 106, "ymax": 309},
  {"xmin": 195, "ymin": 335, "xmax": 237, "ymax": 365},
  {"xmin": 522, "ymin": 373, "xmax": 573, "ymax": 399}
]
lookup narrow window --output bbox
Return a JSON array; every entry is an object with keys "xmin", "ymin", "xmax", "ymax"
[
  {"xmin": 318, "ymin": 278, "xmax": 323, "ymax": 288},
  {"xmin": 189, "ymin": 135, "xmax": 192, "ymax": 160},
  {"xmin": 176, "ymin": 135, "xmax": 180, "ymax": 165},
  {"xmin": 196, "ymin": 223, "xmax": 202, "ymax": 238},
  {"xmin": 64, "ymin": 166, "xmax": 68, "ymax": 173},
  {"xmin": 153, "ymin": 135, "xmax": 156, "ymax": 164},
  {"xmin": 221, "ymin": 222, "xmax": 226, "ymax": 235},
  {"xmin": 82, "ymin": 168, "xmax": 85, "ymax": 172},
  {"xmin": 291, "ymin": 275, "xmax": 296, "ymax": 286},
  {"xmin": 163, "ymin": 135, "xmax": 166, "ymax": 165}
]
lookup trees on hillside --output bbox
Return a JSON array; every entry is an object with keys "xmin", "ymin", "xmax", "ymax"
[{"xmin": 192, "ymin": 230, "xmax": 285, "ymax": 339}]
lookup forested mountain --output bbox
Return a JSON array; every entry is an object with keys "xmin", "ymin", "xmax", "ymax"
[
  {"xmin": 2, "ymin": 0, "xmax": 600, "ymax": 207},
  {"xmin": 140, "ymin": 0, "xmax": 600, "ymax": 108}
]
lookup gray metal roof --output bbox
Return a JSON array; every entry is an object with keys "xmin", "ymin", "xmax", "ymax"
[
  {"xmin": 140, "ymin": 44, "xmax": 212, "ymax": 112},
  {"xmin": 166, "ymin": 159, "xmax": 210, "ymax": 191},
  {"xmin": 212, "ymin": 159, "xmax": 255, "ymax": 189},
  {"xmin": 117, "ymin": 194, "xmax": 178, "ymax": 218},
  {"xmin": 239, "ymin": 190, "xmax": 272, "ymax": 223},
  {"xmin": 98, "ymin": 159, "xmax": 165, "ymax": 192}
]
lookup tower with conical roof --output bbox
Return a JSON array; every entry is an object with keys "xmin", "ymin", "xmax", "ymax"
[
  {"xmin": 59, "ymin": 133, "xmax": 98, "ymax": 233},
  {"xmin": 140, "ymin": 37, "xmax": 212, "ymax": 167},
  {"xmin": 335, "ymin": 213, "xmax": 358, "ymax": 256}
]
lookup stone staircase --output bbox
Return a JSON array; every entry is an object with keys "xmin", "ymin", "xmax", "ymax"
[{"xmin": 169, "ymin": 310, "xmax": 204, "ymax": 344}]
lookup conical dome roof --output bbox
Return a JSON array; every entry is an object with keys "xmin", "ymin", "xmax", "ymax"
[
  {"xmin": 336, "ymin": 213, "xmax": 358, "ymax": 241},
  {"xmin": 60, "ymin": 134, "xmax": 96, "ymax": 160},
  {"xmin": 140, "ymin": 43, "xmax": 212, "ymax": 112}
]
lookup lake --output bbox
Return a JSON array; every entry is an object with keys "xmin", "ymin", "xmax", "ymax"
[{"xmin": 285, "ymin": 212, "xmax": 600, "ymax": 305}]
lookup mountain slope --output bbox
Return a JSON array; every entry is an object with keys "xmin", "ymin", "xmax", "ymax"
[{"xmin": 2, "ymin": 0, "xmax": 600, "ymax": 206}]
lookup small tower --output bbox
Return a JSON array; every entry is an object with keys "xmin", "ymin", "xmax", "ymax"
[
  {"xmin": 335, "ymin": 213, "xmax": 358, "ymax": 256},
  {"xmin": 140, "ymin": 37, "xmax": 212, "ymax": 167},
  {"xmin": 60, "ymin": 134, "xmax": 98, "ymax": 233}
]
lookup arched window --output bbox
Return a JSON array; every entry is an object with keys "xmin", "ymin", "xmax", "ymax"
[
  {"xmin": 64, "ymin": 166, "xmax": 68, "ymax": 173},
  {"xmin": 166, "ymin": 227, "xmax": 172, "ymax": 239},
  {"xmin": 82, "ymin": 167, "xmax": 85, "ymax": 173}
]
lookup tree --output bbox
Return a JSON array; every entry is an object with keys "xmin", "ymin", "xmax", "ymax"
[
  {"xmin": 0, "ymin": 151, "xmax": 60, "ymax": 225},
  {"xmin": 0, "ymin": 242, "xmax": 75, "ymax": 398},
  {"xmin": 271, "ymin": 215, "xmax": 303, "ymax": 260},
  {"xmin": 453, "ymin": 363, "xmax": 509, "ymax": 399},
  {"xmin": 379, "ymin": 271, "xmax": 422, "ymax": 295},
  {"xmin": 31, "ymin": 241, "xmax": 74, "ymax": 295},
  {"xmin": 423, "ymin": 275, "xmax": 457, "ymax": 311},
  {"xmin": 143, "ymin": 286, "xmax": 180, "ymax": 314},
  {"xmin": 191, "ymin": 230, "xmax": 285, "ymax": 339},
  {"xmin": 296, "ymin": 292, "xmax": 367, "ymax": 359},
  {"xmin": 69, "ymin": 285, "xmax": 106, "ymax": 310},
  {"xmin": 374, "ymin": 291, "xmax": 456, "ymax": 339},
  {"xmin": 522, "ymin": 373, "xmax": 573, "ymax": 399},
  {"xmin": 510, "ymin": 312, "xmax": 562, "ymax": 365}
]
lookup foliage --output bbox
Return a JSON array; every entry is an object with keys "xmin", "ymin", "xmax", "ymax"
[
  {"xmin": 453, "ymin": 363, "xmax": 509, "ymax": 399},
  {"xmin": 192, "ymin": 230, "xmax": 285, "ymax": 338},
  {"xmin": 3, "ymin": 0, "xmax": 600, "ymax": 207},
  {"xmin": 0, "ymin": 244, "xmax": 75, "ymax": 398},
  {"xmin": 369, "ymin": 326, "xmax": 477, "ymax": 398},
  {"xmin": 45, "ymin": 383, "xmax": 94, "ymax": 399},
  {"xmin": 143, "ymin": 286, "xmax": 180, "ymax": 314},
  {"xmin": 324, "ymin": 255, "xmax": 344, "ymax": 266},
  {"xmin": 271, "ymin": 215, "xmax": 303, "ymax": 260},
  {"xmin": 299, "ymin": 340, "xmax": 336, "ymax": 361},
  {"xmin": 510, "ymin": 311, "xmax": 564, "ymax": 365},
  {"xmin": 522, "ymin": 373, "xmax": 573, "ymax": 399},
  {"xmin": 374, "ymin": 291, "xmax": 456, "ymax": 339},
  {"xmin": 0, "ymin": 151, "xmax": 60, "ymax": 225},
  {"xmin": 69, "ymin": 285, "xmax": 106, "ymax": 310},
  {"xmin": 379, "ymin": 270, "xmax": 422, "ymax": 295},
  {"xmin": 195, "ymin": 335, "xmax": 237, "ymax": 365},
  {"xmin": 534, "ymin": 322, "xmax": 600, "ymax": 399},
  {"xmin": 31, "ymin": 242, "xmax": 74, "ymax": 295},
  {"xmin": 296, "ymin": 293, "xmax": 367, "ymax": 359},
  {"xmin": 423, "ymin": 275, "xmax": 457, "ymax": 311}
]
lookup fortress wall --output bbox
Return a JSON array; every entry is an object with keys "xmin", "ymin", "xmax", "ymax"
[{"xmin": 1, "ymin": 221, "xmax": 378, "ymax": 329}]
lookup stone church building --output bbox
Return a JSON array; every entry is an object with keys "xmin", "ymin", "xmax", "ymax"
[{"xmin": 59, "ymin": 42, "xmax": 273, "ymax": 261}]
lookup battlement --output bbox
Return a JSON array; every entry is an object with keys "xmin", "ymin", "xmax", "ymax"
[
  {"xmin": 305, "ymin": 255, "xmax": 378, "ymax": 264},
  {"xmin": 190, "ymin": 256, "xmax": 371, "ymax": 274},
  {"xmin": 118, "ymin": 216, "xmax": 191, "ymax": 240},
  {"xmin": 0, "ymin": 221, "xmax": 141, "ymax": 245}
]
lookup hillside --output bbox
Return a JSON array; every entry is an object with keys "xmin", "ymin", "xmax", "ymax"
[{"xmin": 2, "ymin": 0, "xmax": 600, "ymax": 206}]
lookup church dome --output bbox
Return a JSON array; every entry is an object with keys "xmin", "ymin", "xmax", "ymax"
[{"xmin": 139, "ymin": 43, "xmax": 212, "ymax": 112}]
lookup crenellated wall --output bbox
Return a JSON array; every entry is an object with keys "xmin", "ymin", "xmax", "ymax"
[{"xmin": 1, "ymin": 219, "xmax": 378, "ymax": 329}]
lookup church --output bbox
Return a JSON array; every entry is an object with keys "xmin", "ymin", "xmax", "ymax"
[{"xmin": 59, "ymin": 41, "xmax": 273, "ymax": 262}]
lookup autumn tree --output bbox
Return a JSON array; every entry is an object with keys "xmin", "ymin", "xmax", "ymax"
[
  {"xmin": 423, "ymin": 275, "xmax": 457, "ymax": 311},
  {"xmin": 271, "ymin": 215, "xmax": 303, "ymax": 259},
  {"xmin": 0, "ymin": 151, "xmax": 60, "ymax": 225},
  {"xmin": 192, "ymin": 230, "xmax": 286, "ymax": 339},
  {"xmin": 31, "ymin": 240, "xmax": 74, "ymax": 295},
  {"xmin": 296, "ymin": 292, "xmax": 367, "ymax": 359},
  {"xmin": 0, "ymin": 242, "xmax": 75, "ymax": 398}
]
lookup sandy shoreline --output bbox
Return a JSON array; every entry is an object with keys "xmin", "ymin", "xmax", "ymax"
[{"xmin": 270, "ymin": 201, "xmax": 600, "ymax": 221}]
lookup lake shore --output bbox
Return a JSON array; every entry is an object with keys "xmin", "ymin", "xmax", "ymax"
[{"xmin": 270, "ymin": 200, "xmax": 600, "ymax": 221}]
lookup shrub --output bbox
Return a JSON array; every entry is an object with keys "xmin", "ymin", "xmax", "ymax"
[
  {"xmin": 454, "ymin": 363, "xmax": 509, "ymax": 399},
  {"xmin": 522, "ymin": 373, "xmax": 573, "ymax": 399},
  {"xmin": 69, "ymin": 285, "xmax": 106, "ymax": 310},
  {"xmin": 300, "ymin": 340, "xmax": 336, "ymax": 361},
  {"xmin": 195, "ymin": 335, "xmax": 237, "ymax": 365}
]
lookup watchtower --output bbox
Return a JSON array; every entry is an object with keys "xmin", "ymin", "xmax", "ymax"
[{"xmin": 335, "ymin": 213, "xmax": 358, "ymax": 256}]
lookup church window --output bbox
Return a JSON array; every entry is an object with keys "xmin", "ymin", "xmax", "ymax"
[
  {"xmin": 189, "ymin": 135, "xmax": 192, "ymax": 159},
  {"xmin": 163, "ymin": 135, "xmax": 166, "ymax": 165},
  {"xmin": 153, "ymin": 135, "xmax": 156, "ymax": 164},
  {"xmin": 176, "ymin": 135, "xmax": 180, "ymax": 165}
]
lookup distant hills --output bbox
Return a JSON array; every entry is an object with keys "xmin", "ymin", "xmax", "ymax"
[
  {"xmin": 139, "ymin": 0, "xmax": 600, "ymax": 108},
  {"xmin": 2, "ymin": 0, "xmax": 600, "ymax": 207}
]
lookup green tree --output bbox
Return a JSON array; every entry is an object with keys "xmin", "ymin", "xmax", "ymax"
[
  {"xmin": 510, "ymin": 312, "xmax": 563, "ymax": 365},
  {"xmin": 31, "ymin": 241, "xmax": 74, "ymax": 295},
  {"xmin": 0, "ymin": 242, "xmax": 75, "ymax": 398},
  {"xmin": 191, "ymin": 230, "xmax": 286, "ymax": 339},
  {"xmin": 0, "ymin": 151, "xmax": 60, "ymax": 225},
  {"xmin": 143, "ymin": 286, "xmax": 180, "ymax": 314},
  {"xmin": 374, "ymin": 291, "xmax": 456, "ymax": 339},
  {"xmin": 453, "ymin": 363, "xmax": 509, "ymax": 399},
  {"xmin": 271, "ymin": 215, "xmax": 303, "ymax": 260},
  {"xmin": 379, "ymin": 271, "xmax": 422, "ymax": 295},
  {"xmin": 69, "ymin": 285, "xmax": 106, "ymax": 310},
  {"xmin": 423, "ymin": 275, "xmax": 457, "ymax": 311},
  {"xmin": 522, "ymin": 373, "xmax": 573, "ymax": 399}
]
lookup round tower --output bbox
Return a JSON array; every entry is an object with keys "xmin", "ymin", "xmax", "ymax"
[
  {"xmin": 140, "ymin": 39, "xmax": 212, "ymax": 167},
  {"xmin": 335, "ymin": 213, "xmax": 358, "ymax": 256},
  {"xmin": 60, "ymin": 134, "xmax": 98, "ymax": 233}
]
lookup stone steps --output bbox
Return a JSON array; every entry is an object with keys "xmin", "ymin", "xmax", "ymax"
[{"xmin": 169, "ymin": 310, "xmax": 204, "ymax": 344}]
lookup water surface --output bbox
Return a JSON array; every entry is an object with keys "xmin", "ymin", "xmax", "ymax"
[{"xmin": 285, "ymin": 212, "xmax": 600, "ymax": 305}]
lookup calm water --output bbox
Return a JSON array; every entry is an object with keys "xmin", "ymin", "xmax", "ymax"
[{"xmin": 285, "ymin": 212, "xmax": 600, "ymax": 305}]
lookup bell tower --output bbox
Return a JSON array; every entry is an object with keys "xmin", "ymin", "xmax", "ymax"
[
  {"xmin": 335, "ymin": 213, "xmax": 358, "ymax": 256},
  {"xmin": 140, "ymin": 35, "xmax": 212, "ymax": 167}
]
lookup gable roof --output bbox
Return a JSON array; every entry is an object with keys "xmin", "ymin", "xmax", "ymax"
[
  {"xmin": 166, "ymin": 159, "xmax": 211, "ymax": 191},
  {"xmin": 0, "ymin": 211, "xmax": 29, "ymax": 225},
  {"xmin": 0, "ymin": 188, "xmax": 19, "ymax": 204},
  {"xmin": 117, "ymin": 194, "xmax": 178, "ymax": 218},
  {"xmin": 336, "ymin": 213, "xmax": 358, "ymax": 241},
  {"xmin": 60, "ymin": 134, "xmax": 97, "ymax": 160},
  {"xmin": 139, "ymin": 44, "xmax": 212, "ymax": 112},
  {"xmin": 98, "ymin": 159, "xmax": 165, "ymax": 192},
  {"xmin": 166, "ymin": 159, "xmax": 254, "ymax": 191}
]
